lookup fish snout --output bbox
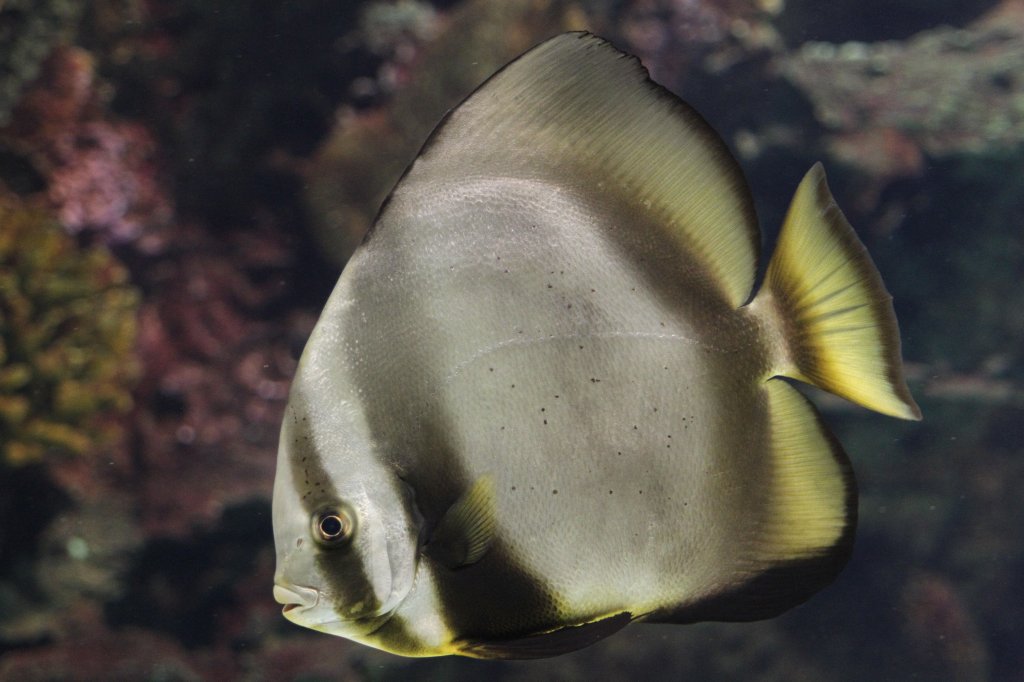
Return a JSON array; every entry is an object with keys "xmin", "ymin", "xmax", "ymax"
[{"xmin": 274, "ymin": 583, "xmax": 320, "ymax": 616}]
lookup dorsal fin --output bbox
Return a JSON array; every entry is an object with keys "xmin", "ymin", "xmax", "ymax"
[{"xmin": 390, "ymin": 31, "xmax": 760, "ymax": 307}]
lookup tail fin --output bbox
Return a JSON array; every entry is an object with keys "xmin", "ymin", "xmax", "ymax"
[{"xmin": 752, "ymin": 163, "xmax": 921, "ymax": 420}]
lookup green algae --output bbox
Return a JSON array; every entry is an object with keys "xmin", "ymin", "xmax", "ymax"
[{"xmin": 0, "ymin": 198, "xmax": 139, "ymax": 466}]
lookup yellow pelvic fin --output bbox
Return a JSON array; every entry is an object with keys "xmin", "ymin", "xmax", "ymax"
[
  {"xmin": 754, "ymin": 164, "xmax": 921, "ymax": 420},
  {"xmin": 426, "ymin": 475, "xmax": 497, "ymax": 569}
]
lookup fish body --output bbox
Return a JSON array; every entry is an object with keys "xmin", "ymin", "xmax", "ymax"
[{"xmin": 272, "ymin": 32, "xmax": 920, "ymax": 658}]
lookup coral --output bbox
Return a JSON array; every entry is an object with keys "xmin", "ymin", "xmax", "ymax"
[
  {"xmin": 129, "ymin": 224, "xmax": 312, "ymax": 535},
  {"xmin": 91, "ymin": 0, "xmax": 372, "ymax": 229},
  {"xmin": 360, "ymin": 0, "xmax": 439, "ymax": 58},
  {"xmin": 778, "ymin": 0, "xmax": 1024, "ymax": 178},
  {"xmin": 617, "ymin": 0, "xmax": 781, "ymax": 81},
  {"xmin": 1, "ymin": 46, "xmax": 173, "ymax": 247},
  {"xmin": 36, "ymin": 495, "xmax": 142, "ymax": 607},
  {"xmin": 0, "ymin": 0, "xmax": 85, "ymax": 126},
  {"xmin": 0, "ymin": 488, "xmax": 141, "ymax": 646},
  {"xmin": 0, "ymin": 196, "xmax": 139, "ymax": 466}
]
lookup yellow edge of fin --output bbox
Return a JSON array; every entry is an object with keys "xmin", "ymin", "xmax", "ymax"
[
  {"xmin": 754, "ymin": 163, "xmax": 922, "ymax": 420},
  {"xmin": 760, "ymin": 379, "xmax": 852, "ymax": 559}
]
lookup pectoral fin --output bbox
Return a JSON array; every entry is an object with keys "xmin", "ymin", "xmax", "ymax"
[{"xmin": 425, "ymin": 475, "xmax": 496, "ymax": 569}]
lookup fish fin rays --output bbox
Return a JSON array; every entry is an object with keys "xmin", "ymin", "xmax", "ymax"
[
  {"xmin": 645, "ymin": 379, "xmax": 855, "ymax": 624},
  {"xmin": 458, "ymin": 612, "xmax": 633, "ymax": 659},
  {"xmin": 425, "ymin": 475, "xmax": 497, "ymax": 569},
  {"xmin": 395, "ymin": 31, "xmax": 760, "ymax": 307},
  {"xmin": 732, "ymin": 379, "xmax": 856, "ymax": 618},
  {"xmin": 758, "ymin": 379, "xmax": 855, "ymax": 564},
  {"xmin": 752, "ymin": 163, "xmax": 921, "ymax": 419}
]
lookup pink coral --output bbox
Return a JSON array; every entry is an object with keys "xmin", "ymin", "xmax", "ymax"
[
  {"xmin": 2, "ymin": 46, "xmax": 173, "ymax": 248},
  {"xmin": 47, "ymin": 119, "xmax": 171, "ymax": 244},
  {"xmin": 619, "ymin": 0, "xmax": 779, "ymax": 85},
  {"xmin": 130, "ymin": 226, "xmax": 312, "ymax": 536}
]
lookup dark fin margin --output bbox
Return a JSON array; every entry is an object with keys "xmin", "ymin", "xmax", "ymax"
[{"xmin": 459, "ymin": 612, "xmax": 634, "ymax": 659}]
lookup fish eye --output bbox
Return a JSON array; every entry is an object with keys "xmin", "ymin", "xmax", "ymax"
[{"xmin": 311, "ymin": 504, "xmax": 355, "ymax": 548}]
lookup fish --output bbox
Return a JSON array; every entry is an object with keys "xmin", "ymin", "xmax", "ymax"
[{"xmin": 271, "ymin": 31, "xmax": 921, "ymax": 659}]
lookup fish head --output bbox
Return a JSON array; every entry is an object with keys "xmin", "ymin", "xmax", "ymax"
[{"xmin": 271, "ymin": 373, "xmax": 420, "ymax": 639}]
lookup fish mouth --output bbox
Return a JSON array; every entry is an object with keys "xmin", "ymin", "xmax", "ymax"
[
  {"xmin": 274, "ymin": 583, "xmax": 319, "ymax": 614},
  {"xmin": 274, "ymin": 583, "xmax": 392, "ymax": 636}
]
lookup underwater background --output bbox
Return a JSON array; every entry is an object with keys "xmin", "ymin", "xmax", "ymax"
[{"xmin": 0, "ymin": 0, "xmax": 1021, "ymax": 680}]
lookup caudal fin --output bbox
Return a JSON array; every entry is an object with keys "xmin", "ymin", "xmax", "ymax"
[{"xmin": 753, "ymin": 163, "xmax": 921, "ymax": 420}]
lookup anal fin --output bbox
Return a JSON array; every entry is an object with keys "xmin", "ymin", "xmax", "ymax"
[
  {"xmin": 760, "ymin": 378, "xmax": 855, "ymax": 561},
  {"xmin": 645, "ymin": 379, "xmax": 856, "ymax": 624},
  {"xmin": 459, "ymin": 612, "xmax": 633, "ymax": 660}
]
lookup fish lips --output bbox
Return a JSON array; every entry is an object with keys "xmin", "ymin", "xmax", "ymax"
[{"xmin": 274, "ymin": 583, "xmax": 393, "ymax": 637}]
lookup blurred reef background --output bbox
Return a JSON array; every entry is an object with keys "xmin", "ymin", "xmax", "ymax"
[{"xmin": 1, "ymin": 0, "xmax": 1022, "ymax": 680}]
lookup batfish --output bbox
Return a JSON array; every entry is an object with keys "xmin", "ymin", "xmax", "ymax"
[{"xmin": 272, "ymin": 32, "xmax": 921, "ymax": 659}]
